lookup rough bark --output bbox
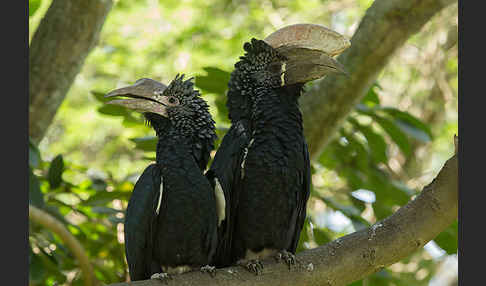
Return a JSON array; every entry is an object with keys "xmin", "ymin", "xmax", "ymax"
[
  {"xmin": 29, "ymin": 0, "xmax": 113, "ymax": 144},
  {"xmin": 29, "ymin": 205, "xmax": 100, "ymax": 286},
  {"xmin": 300, "ymin": 0, "xmax": 457, "ymax": 159},
  {"xmin": 106, "ymin": 147, "xmax": 458, "ymax": 286}
]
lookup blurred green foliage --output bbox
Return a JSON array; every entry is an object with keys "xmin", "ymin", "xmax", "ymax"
[{"xmin": 29, "ymin": 0, "xmax": 457, "ymax": 285}]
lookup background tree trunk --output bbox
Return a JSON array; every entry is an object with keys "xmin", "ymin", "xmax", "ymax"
[
  {"xmin": 300, "ymin": 0, "xmax": 456, "ymax": 159},
  {"xmin": 29, "ymin": 0, "xmax": 113, "ymax": 144}
]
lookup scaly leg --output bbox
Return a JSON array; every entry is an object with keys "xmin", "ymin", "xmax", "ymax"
[
  {"xmin": 200, "ymin": 265, "xmax": 217, "ymax": 277},
  {"xmin": 150, "ymin": 272, "xmax": 171, "ymax": 284},
  {"xmin": 275, "ymin": 249, "xmax": 296, "ymax": 270}
]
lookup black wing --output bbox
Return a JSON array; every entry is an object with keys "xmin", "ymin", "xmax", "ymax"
[
  {"xmin": 289, "ymin": 141, "xmax": 311, "ymax": 253},
  {"xmin": 207, "ymin": 120, "xmax": 249, "ymax": 267},
  {"xmin": 124, "ymin": 164, "xmax": 163, "ymax": 281}
]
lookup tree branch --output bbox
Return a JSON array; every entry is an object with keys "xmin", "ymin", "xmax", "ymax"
[
  {"xmin": 107, "ymin": 145, "xmax": 458, "ymax": 286},
  {"xmin": 29, "ymin": 205, "xmax": 100, "ymax": 286},
  {"xmin": 300, "ymin": 0, "xmax": 456, "ymax": 159},
  {"xmin": 29, "ymin": 0, "xmax": 113, "ymax": 144}
]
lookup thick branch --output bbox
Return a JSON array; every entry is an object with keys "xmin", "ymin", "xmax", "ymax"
[
  {"xmin": 29, "ymin": 0, "xmax": 113, "ymax": 144},
  {"xmin": 29, "ymin": 205, "xmax": 99, "ymax": 286},
  {"xmin": 300, "ymin": 0, "xmax": 456, "ymax": 159},
  {"xmin": 107, "ymin": 151, "xmax": 458, "ymax": 286}
]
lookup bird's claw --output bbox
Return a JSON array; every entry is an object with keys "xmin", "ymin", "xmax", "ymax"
[
  {"xmin": 150, "ymin": 272, "xmax": 172, "ymax": 284},
  {"xmin": 275, "ymin": 250, "xmax": 296, "ymax": 270},
  {"xmin": 246, "ymin": 259, "xmax": 264, "ymax": 275},
  {"xmin": 200, "ymin": 265, "xmax": 217, "ymax": 277}
]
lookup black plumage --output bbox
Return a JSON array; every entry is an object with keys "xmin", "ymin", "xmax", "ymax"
[
  {"xmin": 105, "ymin": 75, "xmax": 220, "ymax": 281},
  {"xmin": 209, "ymin": 39, "xmax": 312, "ymax": 271}
]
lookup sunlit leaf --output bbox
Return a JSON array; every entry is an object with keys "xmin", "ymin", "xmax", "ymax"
[
  {"xmin": 83, "ymin": 191, "xmax": 131, "ymax": 206},
  {"xmin": 361, "ymin": 82, "xmax": 381, "ymax": 107},
  {"xmin": 29, "ymin": 0, "xmax": 42, "ymax": 17}
]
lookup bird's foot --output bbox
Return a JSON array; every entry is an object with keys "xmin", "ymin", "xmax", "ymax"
[
  {"xmin": 200, "ymin": 265, "xmax": 217, "ymax": 277},
  {"xmin": 242, "ymin": 259, "xmax": 263, "ymax": 275},
  {"xmin": 150, "ymin": 272, "xmax": 171, "ymax": 284},
  {"xmin": 275, "ymin": 250, "xmax": 296, "ymax": 270}
]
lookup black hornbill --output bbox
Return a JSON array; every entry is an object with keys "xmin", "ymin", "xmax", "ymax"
[
  {"xmin": 105, "ymin": 75, "xmax": 223, "ymax": 281},
  {"xmin": 208, "ymin": 24, "xmax": 350, "ymax": 273}
]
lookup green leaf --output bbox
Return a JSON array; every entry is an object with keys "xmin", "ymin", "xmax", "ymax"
[
  {"xmin": 36, "ymin": 248, "xmax": 67, "ymax": 284},
  {"xmin": 96, "ymin": 104, "xmax": 142, "ymax": 125},
  {"xmin": 318, "ymin": 141, "xmax": 341, "ymax": 169},
  {"xmin": 91, "ymin": 206, "xmax": 122, "ymax": 215},
  {"xmin": 29, "ymin": 247, "xmax": 47, "ymax": 283},
  {"xmin": 313, "ymin": 227, "xmax": 332, "ymax": 246},
  {"xmin": 195, "ymin": 67, "xmax": 231, "ymax": 95},
  {"xmin": 320, "ymin": 195, "xmax": 370, "ymax": 227},
  {"xmin": 29, "ymin": 0, "xmax": 42, "ymax": 17},
  {"xmin": 361, "ymin": 82, "xmax": 381, "ymax": 106},
  {"xmin": 29, "ymin": 138, "xmax": 42, "ymax": 168},
  {"xmin": 108, "ymin": 215, "xmax": 125, "ymax": 225},
  {"xmin": 90, "ymin": 90, "xmax": 110, "ymax": 103},
  {"xmin": 367, "ymin": 169, "xmax": 410, "ymax": 219},
  {"xmin": 296, "ymin": 217, "xmax": 310, "ymax": 253},
  {"xmin": 29, "ymin": 168, "xmax": 45, "ymax": 208},
  {"xmin": 371, "ymin": 115, "xmax": 411, "ymax": 156},
  {"xmin": 390, "ymin": 180, "xmax": 415, "ymax": 197},
  {"xmin": 195, "ymin": 67, "xmax": 231, "ymax": 124},
  {"xmin": 97, "ymin": 105, "xmax": 130, "ymax": 117},
  {"xmin": 349, "ymin": 118, "xmax": 388, "ymax": 164},
  {"xmin": 342, "ymin": 130, "xmax": 370, "ymax": 170},
  {"xmin": 380, "ymin": 107, "xmax": 433, "ymax": 142},
  {"xmin": 48, "ymin": 155, "xmax": 64, "ymax": 189},
  {"xmin": 349, "ymin": 269, "xmax": 396, "ymax": 286},
  {"xmin": 433, "ymin": 220, "xmax": 458, "ymax": 254},
  {"xmin": 394, "ymin": 120, "xmax": 431, "ymax": 142},
  {"xmin": 83, "ymin": 191, "xmax": 131, "ymax": 206},
  {"xmin": 130, "ymin": 136, "xmax": 158, "ymax": 151}
]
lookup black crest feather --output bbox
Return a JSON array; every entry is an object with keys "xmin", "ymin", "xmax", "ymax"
[{"xmin": 164, "ymin": 74, "xmax": 199, "ymax": 99}]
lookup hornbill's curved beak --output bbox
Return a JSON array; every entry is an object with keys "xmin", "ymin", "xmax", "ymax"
[
  {"xmin": 104, "ymin": 78, "xmax": 169, "ymax": 117},
  {"xmin": 264, "ymin": 23, "xmax": 351, "ymax": 85}
]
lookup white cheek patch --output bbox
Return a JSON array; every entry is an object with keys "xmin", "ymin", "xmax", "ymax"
[
  {"xmin": 214, "ymin": 178, "xmax": 226, "ymax": 226},
  {"xmin": 156, "ymin": 176, "xmax": 163, "ymax": 215},
  {"xmin": 280, "ymin": 62, "xmax": 286, "ymax": 86}
]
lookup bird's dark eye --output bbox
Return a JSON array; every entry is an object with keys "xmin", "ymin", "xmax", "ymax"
[{"xmin": 168, "ymin": 97, "xmax": 178, "ymax": 105}]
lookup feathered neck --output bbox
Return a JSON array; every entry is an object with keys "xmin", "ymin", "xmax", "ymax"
[{"xmin": 145, "ymin": 114, "xmax": 214, "ymax": 171}]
